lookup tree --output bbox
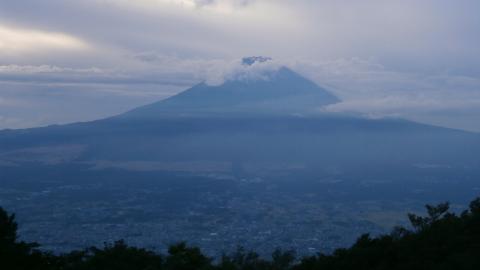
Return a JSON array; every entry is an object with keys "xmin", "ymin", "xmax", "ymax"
[
  {"xmin": 0, "ymin": 206, "xmax": 18, "ymax": 247},
  {"xmin": 164, "ymin": 242, "xmax": 212, "ymax": 270},
  {"xmin": 0, "ymin": 207, "xmax": 49, "ymax": 270},
  {"xmin": 66, "ymin": 240, "xmax": 163, "ymax": 270},
  {"xmin": 408, "ymin": 202, "xmax": 450, "ymax": 231},
  {"xmin": 271, "ymin": 249, "xmax": 296, "ymax": 270}
]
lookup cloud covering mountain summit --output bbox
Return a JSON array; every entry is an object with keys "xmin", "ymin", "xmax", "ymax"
[{"xmin": 202, "ymin": 56, "xmax": 282, "ymax": 86}]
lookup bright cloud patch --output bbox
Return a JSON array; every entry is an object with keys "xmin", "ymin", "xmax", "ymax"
[
  {"xmin": 0, "ymin": 25, "xmax": 88, "ymax": 54},
  {"xmin": 122, "ymin": 0, "xmax": 253, "ymax": 14}
]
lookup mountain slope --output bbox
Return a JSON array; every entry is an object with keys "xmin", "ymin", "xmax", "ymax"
[
  {"xmin": 0, "ymin": 59, "xmax": 479, "ymax": 175},
  {"xmin": 0, "ymin": 115, "xmax": 479, "ymax": 172},
  {"xmin": 122, "ymin": 66, "xmax": 340, "ymax": 118}
]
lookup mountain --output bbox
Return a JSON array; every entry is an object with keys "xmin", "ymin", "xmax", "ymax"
[
  {"xmin": 121, "ymin": 57, "xmax": 339, "ymax": 118},
  {"xmin": 0, "ymin": 57, "xmax": 479, "ymax": 173},
  {"xmin": 1, "ymin": 57, "xmax": 480, "ymax": 255}
]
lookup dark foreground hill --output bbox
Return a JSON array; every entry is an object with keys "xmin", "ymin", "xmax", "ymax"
[{"xmin": 2, "ymin": 197, "xmax": 480, "ymax": 270}]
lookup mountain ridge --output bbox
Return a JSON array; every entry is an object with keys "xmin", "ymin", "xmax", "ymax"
[{"xmin": 0, "ymin": 59, "xmax": 479, "ymax": 173}]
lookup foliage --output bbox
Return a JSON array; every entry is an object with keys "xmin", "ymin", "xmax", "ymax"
[
  {"xmin": 0, "ymin": 207, "xmax": 50, "ymax": 270},
  {"xmin": 1, "ymin": 198, "xmax": 480, "ymax": 270}
]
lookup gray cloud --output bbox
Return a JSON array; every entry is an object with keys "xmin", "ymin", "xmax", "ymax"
[
  {"xmin": 291, "ymin": 58, "xmax": 480, "ymax": 131},
  {"xmin": 0, "ymin": 64, "xmax": 196, "ymax": 86},
  {"xmin": 193, "ymin": 0, "xmax": 254, "ymax": 7}
]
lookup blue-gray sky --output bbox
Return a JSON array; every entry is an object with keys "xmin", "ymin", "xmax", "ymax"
[{"xmin": 0, "ymin": 0, "xmax": 479, "ymax": 131}]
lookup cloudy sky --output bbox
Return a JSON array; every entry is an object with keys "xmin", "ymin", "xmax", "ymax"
[{"xmin": 1, "ymin": 0, "xmax": 479, "ymax": 131}]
